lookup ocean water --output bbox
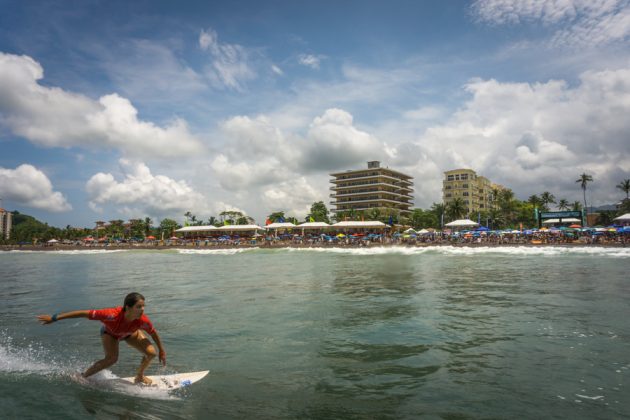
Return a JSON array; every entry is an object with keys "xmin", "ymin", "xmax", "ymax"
[{"xmin": 0, "ymin": 246, "xmax": 629, "ymax": 419}]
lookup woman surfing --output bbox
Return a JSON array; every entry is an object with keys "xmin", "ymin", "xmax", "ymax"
[{"xmin": 37, "ymin": 292, "xmax": 166, "ymax": 385}]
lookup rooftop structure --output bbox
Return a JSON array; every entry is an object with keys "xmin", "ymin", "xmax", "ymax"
[{"xmin": 330, "ymin": 161, "xmax": 414, "ymax": 216}]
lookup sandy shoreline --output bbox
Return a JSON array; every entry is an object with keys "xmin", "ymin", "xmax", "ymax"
[{"xmin": 1, "ymin": 241, "xmax": 627, "ymax": 252}]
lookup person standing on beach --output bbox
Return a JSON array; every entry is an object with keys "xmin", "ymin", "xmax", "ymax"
[{"xmin": 37, "ymin": 292, "xmax": 166, "ymax": 385}]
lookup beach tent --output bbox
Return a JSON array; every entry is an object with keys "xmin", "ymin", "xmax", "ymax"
[
  {"xmin": 613, "ymin": 213, "xmax": 630, "ymax": 223},
  {"xmin": 542, "ymin": 218, "xmax": 581, "ymax": 224},
  {"xmin": 175, "ymin": 225, "xmax": 218, "ymax": 233},
  {"xmin": 265, "ymin": 222, "xmax": 297, "ymax": 229},
  {"xmin": 403, "ymin": 228, "xmax": 417, "ymax": 234},
  {"xmin": 217, "ymin": 224, "xmax": 263, "ymax": 231},
  {"xmin": 444, "ymin": 219, "xmax": 479, "ymax": 228},
  {"xmin": 417, "ymin": 228, "xmax": 431, "ymax": 235},
  {"xmin": 47, "ymin": 239, "xmax": 59, "ymax": 243},
  {"xmin": 331, "ymin": 221, "xmax": 388, "ymax": 229},
  {"xmin": 296, "ymin": 222, "xmax": 330, "ymax": 229}
]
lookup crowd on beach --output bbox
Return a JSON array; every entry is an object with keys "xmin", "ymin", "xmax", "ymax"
[{"xmin": 4, "ymin": 225, "xmax": 629, "ymax": 250}]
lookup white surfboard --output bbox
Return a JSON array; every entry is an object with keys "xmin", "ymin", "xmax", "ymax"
[{"xmin": 116, "ymin": 370, "xmax": 209, "ymax": 390}]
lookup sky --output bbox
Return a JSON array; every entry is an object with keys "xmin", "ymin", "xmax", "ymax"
[{"xmin": 0, "ymin": 0, "xmax": 629, "ymax": 227}]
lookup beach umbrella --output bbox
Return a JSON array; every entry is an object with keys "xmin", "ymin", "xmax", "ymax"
[
  {"xmin": 475, "ymin": 226, "xmax": 489, "ymax": 231},
  {"xmin": 147, "ymin": 235, "xmax": 156, "ymax": 240},
  {"xmin": 569, "ymin": 224, "xmax": 581, "ymax": 228},
  {"xmin": 47, "ymin": 239, "xmax": 59, "ymax": 243},
  {"xmin": 169, "ymin": 236, "xmax": 179, "ymax": 240}
]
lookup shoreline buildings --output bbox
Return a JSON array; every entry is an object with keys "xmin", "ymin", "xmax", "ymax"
[
  {"xmin": 442, "ymin": 169, "xmax": 505, "ymax": 216},
  {"xmin": 330, "ymin": 161, "xmax": 414, "ymax": 217},
  {"xmin": 0, "ymin": 208, "xmax": 12, "ymax": 240}
]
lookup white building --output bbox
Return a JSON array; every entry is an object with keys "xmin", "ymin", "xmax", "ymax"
[{"xmin": 330, "ymin": 161, "xmax": 414, "ymax": 216}]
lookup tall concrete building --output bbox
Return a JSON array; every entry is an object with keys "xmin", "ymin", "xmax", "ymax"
[
  {"xmin": 330, "ymin": 161, "xmax": 414, "ymax": 217},
  {"xmin": 442, "ymin": 169, "xmax": 504, "ymax": 216},
  {"xmin": 0, "ymin": 208, "xmax": 13, "ymax": 240}
]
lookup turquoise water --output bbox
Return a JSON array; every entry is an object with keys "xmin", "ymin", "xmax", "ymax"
[{"xmin": 1, "ymin": 246, "xmax": 629, "ymax": 419}]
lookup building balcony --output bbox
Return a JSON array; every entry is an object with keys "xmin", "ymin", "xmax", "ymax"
[{"xmin": 330, "ymin": 173, "xmax": 413, "ymax": 185}]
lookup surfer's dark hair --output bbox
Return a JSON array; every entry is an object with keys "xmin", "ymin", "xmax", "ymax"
[{"xmin": 123, "ymin": 292, "xmax": 145, "ymax": 311}]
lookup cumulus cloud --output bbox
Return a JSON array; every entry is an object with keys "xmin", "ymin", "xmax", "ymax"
[
  {"xmin": 0, "ymin": 164, "xmax": 71, "ymax": 211},
  {"xmin": 261, "ymin": 178, "xmax": 322, "ymax": 220},
  {"xmin": 210, "ymin": 108, "xmax": 389, "ymax": 194},
  {"xmin": 302, "ymin": 108, "xmax": 387, "ymax": 170},
  {"xmin": 86, "ymin": 159, "xmax": 239, "ymax": 220},
  {"xmin": 0, "ymin": 52, "xmax": 204, "ymax": 158},
  {"xmin": 199, "ymin": 28, "xmax": 256, "ymax": 90},
  {"xmin": 471, "ymin": 0, "xmax": 630, "ymax": 47},
  {"xmin": 408, "ymin": 67, "xmax": 630, "ymax": 206}
]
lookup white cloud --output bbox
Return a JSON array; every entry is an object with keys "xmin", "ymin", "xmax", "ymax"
[
  {"xmin": 0, "ymin": 164, "xmax": 72, "ymax": 212},
  {"xmin": 271, "ymin": 64, "xmax": 284, "ymax": 75},
  {"xmin": 86, "ymin": 159, "xmax": 239, "ymax": 220},
  {"xmin": 0, "ymin": 52, "xmax": 204, "ymax": 158},
  {"xmin": 471, "ymin": 0, "xmax": 630, "ymax": 47},
  {"xmin": 261, "ymin": 178, "xmax": 321, "ymax": 220},
  {"xmin": 303, "ymin": 108, "xmax": 387, "ymax": 170},
  {"xmin": 408, "ymin": 67, "xmax": 630, "ymax": 206},
  {"xmin": 298, "ymin": 54, "xmax": 323, "ymax": 69},
  {"xmin": 199, "ymin": 28, "xmax": 256, "ymax": 90}
]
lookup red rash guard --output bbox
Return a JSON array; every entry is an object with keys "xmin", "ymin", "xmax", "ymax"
[{"xmin": 88, "ymin": 306, "xmax": 155, "ymax": 340}]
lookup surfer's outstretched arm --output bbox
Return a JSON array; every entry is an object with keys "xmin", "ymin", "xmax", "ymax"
[{"xmin": 37, "ymin": 310, "xmax": 90, "ymax": 324}]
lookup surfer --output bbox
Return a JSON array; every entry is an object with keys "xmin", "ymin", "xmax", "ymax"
[{"xmin": 37, "ymin": 292, "xmax": 166, "ymax": 385}]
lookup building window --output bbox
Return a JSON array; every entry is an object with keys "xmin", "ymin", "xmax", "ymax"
[
  {"xmin": 446, "ymin": 193, "xmax": 452, "ymax": 198},
  {"xmin": 461, "ymin": 174, "xmax": 468, "ymax": 180},
  {"xmin": 463, "ymin": 183, "xmax": 468, "ymax": 188},
  {"xmin": 463, "ymin": 192, "xmax": 469, "ymax": 196},
  {"xmin": 455, "ymin": 175, "xmax": 460, "ymax": 180},
  {"xmin": 447, "ymin": 175, "xmax": 454, "ymax": 181}
]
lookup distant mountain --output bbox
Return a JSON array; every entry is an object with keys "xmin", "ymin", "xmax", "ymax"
[{"xmin": 591, "ymin": 203, "xmax": 619, "ymax": 212}]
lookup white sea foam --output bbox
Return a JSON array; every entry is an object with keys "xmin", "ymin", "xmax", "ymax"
[
  {"xmin": 3, "ymin": 249, "xmax": 127, "ymax": 255},
  {"xmin": 176, "ymin": 248, "xmax": 258, "ymax": 255},
  {"xmin": 283, "ymin": 246, "xmax": 630, "ymax": 258},
  {"xmin": 0, "ymin": 333, "xmax": 177, "ymax": 400}
]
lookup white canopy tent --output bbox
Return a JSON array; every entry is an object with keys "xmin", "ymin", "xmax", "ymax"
[
  {"xmin": 296, "ymin": 222, "xmax": 330, "ymax": 229},
  {"xmin": 265, "ymin": 222, "xmax": 297, "ymax": 229},
  {"xmin": 47, "ymin": 239, "xmax": 59, "ymax": 243},
  {"xmin": 444, "ymin": 219, "xmax": 479, "ymax": 228},
  {"xmin": 613, "ymin": 213, "xmax": 630, "ymax": 222},
  {"xmin": 403, "ymin": 228, "xmax": 417, "ymax": 234},
  {"xmin": 216, "ymin": 224, "xmax": 263, "ymax": 231},
  {"xmin": 331, "ymin": 221, "xmax": 389, "ymax": 229},
  {"xmin": 175, "ymin": 225, "xmax": 218, "ymax": 233},
  {"xmin": 542, "ymin": 218, "xmax": 581, "ymax": 224}
]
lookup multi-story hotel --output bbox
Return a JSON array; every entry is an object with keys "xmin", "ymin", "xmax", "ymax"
[
  {"xmin": 0, "ymin": 208, "xmax": 13, "ymax": 240},
  {"xmin": 442, "ymin": 169, "xmax": 504, "ymax": 216},
  {"xmin": 330, "ymin": 161, "xmax": 414, "ymax": 216}
]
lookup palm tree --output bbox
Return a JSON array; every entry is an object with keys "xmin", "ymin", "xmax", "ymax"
[
  {"xmin": 576, "ymin": 173, "xmax": 593, "ymax": 215},
  {"xmin": 557, "ymin": 199, "xmax": 569, "ymax": 211},
  {"xmin": 144, "ymin": 217, "xmax": 152, "ymax": 237},
  {"xmin": 446, "ymin": 198, "xmax": 466, "ymax": 221},
  {"xmin": 527, "ymin": 194, "xmax": 542, "ymax": 208},
  {"xmin": 617, "ymin": 179, "xmax": 630, "ymax": 200},
  {"xmin": 540, "ymin": 191, "xmax": 556, "ymax": 211},
  {"xmin": 571, "ymin": 201, "xmax": 582, "ymax": 211}
]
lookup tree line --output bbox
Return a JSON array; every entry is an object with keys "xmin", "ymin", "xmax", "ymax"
[{"xmin": 3, "ymin": 176, "xmax": 629, "ymax": 244}]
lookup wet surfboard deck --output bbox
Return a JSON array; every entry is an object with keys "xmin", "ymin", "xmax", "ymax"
[{"xmin": 114, "ymin": 370, "xmax": 209, "ymax": 390}]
